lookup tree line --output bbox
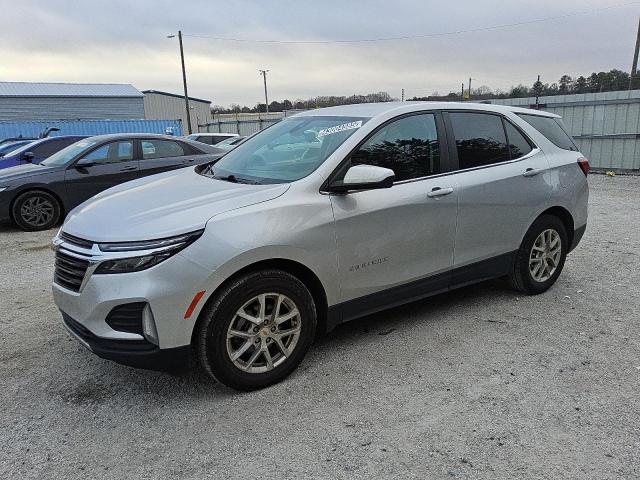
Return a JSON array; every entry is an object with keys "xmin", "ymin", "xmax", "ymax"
[
  {"xmin": 212, "ymin": 92, "xmax": 394, "ymax": 114},
  {"xmin": 211, "ymin": 69, "xmax": 637, "ymax": 113},
  {"xmin": 410, "ymin": 69, "xmax": 637, "ymax": 101}
]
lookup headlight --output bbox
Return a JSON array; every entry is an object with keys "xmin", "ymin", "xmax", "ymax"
[
  {"xmin": 94, "ymin": 229, "xmax": 203, "ymax": 274},
  {"xmin": 0, "ymin": 187, "xmax": 7, "ymax": 192}
]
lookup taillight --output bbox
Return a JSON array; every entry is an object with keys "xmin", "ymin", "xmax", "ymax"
[{"xmin": 577, "ymin": 157, "xmax": 590, "ymax": 176}]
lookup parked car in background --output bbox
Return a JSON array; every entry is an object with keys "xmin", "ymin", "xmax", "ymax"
[
  {"xmin": 0, "ymin": 134, "xmax": 223, "ymax": 231},
  {"xmin": 186, "ymin": 133, "xmax": 239, "ymax": 145},
  {"xmin": 0, "ymin": 136, "xmax": 88, "ymax": 170},
  {"xmin": 215, "ymin": 135, "xmax": 247, "ymax": 151},
  {"xmin": 0, "ymin": 140, "xmax": 33, "ymax": 157},
  {"xmin": 51, "ymin": 102, "xmax": 588, "ymax": 390}
]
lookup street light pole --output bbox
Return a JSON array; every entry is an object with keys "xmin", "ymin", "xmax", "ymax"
[
  {"xmin": 168, "ymin": 30, "xmax": 193, "ymax": 134},
  {"xmin": 259, "ymin": 69, "xmax": 270, "ymax": 114}
]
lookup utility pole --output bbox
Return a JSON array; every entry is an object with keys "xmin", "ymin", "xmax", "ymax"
[
  {"xmin": 401, "ymin": 88, "xmax": 405, "ymax": 101},
  {"xmin": 259, "ymin": 69, "xmax": 270, "ymax": 113},
  {"xmin": 167, "ymin": 31, "xmax": 193, "ymax": 135},
  {"xmin": 461, "ymin": 82, "xmax": 465, "ymax": 100},
  {"xmin": 468, "ymin": 77, "xmax": 472, "ymax": 100},
  {"xmin": 630, "ymin": 16, "xmax": 640, "ymax": 90}
]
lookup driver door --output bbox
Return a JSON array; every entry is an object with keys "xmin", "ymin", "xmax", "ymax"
[
  {"xmin": 330, "ymin": 112, "xmax": 458, "ymax": 319},
  {"xmin": 64, "ymin": 140, "xmax": 140, "ymax": 206}
]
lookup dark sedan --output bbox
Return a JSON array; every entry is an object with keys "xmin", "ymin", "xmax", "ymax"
[{"xmin": 0, "ymin": 134, "xmax": 223, "ymax": 231}]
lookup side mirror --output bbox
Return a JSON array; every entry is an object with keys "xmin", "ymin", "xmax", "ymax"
[
  {"xmin": 22, "ymin": 152, "xmax": 35, "ymax": 163},
  {"xmin": 75, "ymin": 158, "xmax": 95, "ymax": 168},
  {"xmin": 328, "ymin": 164, "xmax": 395, "ymax": 193}
]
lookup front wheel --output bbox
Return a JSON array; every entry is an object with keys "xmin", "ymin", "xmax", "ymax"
[
  {"xmin": 509, "ymin": 215, "xmax": 568, "ymax": 295},
  {"xmin": 195, "ymin": 270, "xmax": 317, "ymax": 391},
  {"xmin": 12, "ymin": 190, "xmax": 62, "ymax": 231}
]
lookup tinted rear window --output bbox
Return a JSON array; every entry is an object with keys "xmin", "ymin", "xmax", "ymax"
[
  {"xmin": 518, "ymin": 114, "xmax": 577, "ymax": 151},
  {"xmin": 449, "ymin": 112, "xmax": 510, "ymax": 169}
]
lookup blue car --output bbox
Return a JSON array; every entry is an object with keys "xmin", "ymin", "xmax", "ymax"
[
  {"xmin": 0, "ymin": 140, "xmax": 34, "ymax": 157},
  {"xmin": 0, "ymin": 136, "xmax": 88, "ymax": 170}
]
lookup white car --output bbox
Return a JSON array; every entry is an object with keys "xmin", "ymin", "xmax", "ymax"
[{"xmin": 186, "ymin": 133, "xmax": 239, "ymax": 146}]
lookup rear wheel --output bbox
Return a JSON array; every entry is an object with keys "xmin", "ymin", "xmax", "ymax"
[
  {"xmin": 12, "ymin": 190, "xmax": 62, "ymax": 231},
  {"xmin": 509, "ymin": 215, "xmax": 568, "ymax": 294},
  {"xmin": 195, "ymin": 270, "xmax": 317, "ymax": 391}
]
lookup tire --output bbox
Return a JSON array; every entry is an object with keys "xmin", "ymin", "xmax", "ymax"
[
  {"xmin": 509, "ymin": 214, "xmax": 568, "ymax": 295},
  {"xmin": 12, "ymin": 190, "xmax": 62, "ymax": 232},
  {"xmin": 195, "ymin": 269, "xmax": 317, "ymax": 391}
]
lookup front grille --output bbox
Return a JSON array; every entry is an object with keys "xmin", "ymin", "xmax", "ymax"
[
  {"xmin": 54, "ymin": 251, "xmax": 90, "ymax": 292},
  {"xmin": 106, "ymin": 302, "xmax": 146, "ymax": 335},
  {"xmin": 60, "ymin": 232, "xmax": 94, "ymax": 250}
]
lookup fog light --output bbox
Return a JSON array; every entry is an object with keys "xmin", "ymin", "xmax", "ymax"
[{"xmin": 142, "ymin": 304, "xmax": 159, "ymax": 345}]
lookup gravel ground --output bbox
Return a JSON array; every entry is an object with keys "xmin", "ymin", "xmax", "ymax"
[{"xmin": 1, "ymin": 174, "xmax": 639, "ymax": 480}]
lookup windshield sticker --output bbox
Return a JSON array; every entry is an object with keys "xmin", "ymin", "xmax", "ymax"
[{"xmin": 317, "ymin": 120, "xmax": 362, "ymax": 138}]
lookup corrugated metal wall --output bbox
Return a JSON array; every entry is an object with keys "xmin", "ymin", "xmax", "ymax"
[
  {"xmin": 0, "ymin": 97, "xmax": 145, "ymax": 121},
  {"xmin": 143, "ymin": 93, "xmax": 212, "ymax": 133},
  {"xmin": 0, "ymin": 119, "xmax": 183, "ymax": 141},
  {"xmin": 203, "ymin": 111, "xmax": 303, "ymax": 136},
  {"xmin": 488, "ymin": 90, "xmax": 640, "ymax": 170}
]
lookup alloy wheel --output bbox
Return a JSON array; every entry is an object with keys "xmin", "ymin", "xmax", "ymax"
[
  {"xmin": 20, "ymin": 195, "xmax": 55, "ymax": 228},
  {"xmin": 226, "ymin": 293, "xmax": 301, "ymax": 374},
  {"xmin": 529, "ymin": 228, "xmax": 562, "ymax": 282}
]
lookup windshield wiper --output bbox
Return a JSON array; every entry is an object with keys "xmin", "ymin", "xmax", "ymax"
[{"xmin": 212, "ymin": 174, "xmax": 260, "ymax": 185}]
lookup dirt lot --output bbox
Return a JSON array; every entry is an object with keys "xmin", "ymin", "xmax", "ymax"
[{"xmin": 1, "ymin": 174, "xmax": 639, "ymax": 479}]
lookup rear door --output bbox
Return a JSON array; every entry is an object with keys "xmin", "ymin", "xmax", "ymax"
[
  {"xmin": 330, "ymin": 112, "xmax": 458, "ymax": 317},
  {"xmin": 64, "ymin": 140, "xmax": 140, "ymax": 206},
  {"xmin": 445, "ymin": 111, "xmax": 551, "ymax": 282},
  {"xmin": 139, "ymin": 138, "xmax": 198, "ymax": 177}
]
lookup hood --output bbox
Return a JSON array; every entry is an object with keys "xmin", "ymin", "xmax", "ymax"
[
  {"xmin": 63, "ymin": 167, "xmax": 290, "ymax": 242},
  {"xmin": 0, "ymin": 163, "xmax": 60, "ymax": 182}
]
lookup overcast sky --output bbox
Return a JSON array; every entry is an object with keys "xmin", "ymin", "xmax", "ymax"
[{"xmin": 0, "ymin": 0, "xmax": 638, "ymax": 107}]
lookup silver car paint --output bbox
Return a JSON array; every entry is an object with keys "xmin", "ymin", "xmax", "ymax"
[{"xmin": 53, "ymin": 102, "xmax": 588, "ymax": 351}]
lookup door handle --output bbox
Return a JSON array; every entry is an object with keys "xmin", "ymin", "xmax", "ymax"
[
  {"xmin": 522, "ymin": 168, "xmax": 541, "ymax": 177},
  {"xmin": 427, "ymin": 187, "xmax": 454, "ymax": 198},
  {"xmin": 183, "ymin": 158, "xmax": 195, "ymax": 163},
  {"xmin": 120, "ymin": 165, "xmax": 137, "ymax": 172}
]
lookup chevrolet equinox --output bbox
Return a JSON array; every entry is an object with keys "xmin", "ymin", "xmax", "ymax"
[{"xmin": 52, "ymin": 102, "xmax": 589, "ymax": 391}]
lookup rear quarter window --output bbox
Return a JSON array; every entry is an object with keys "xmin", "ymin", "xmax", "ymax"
[{"xmin": 518, "ymin": 114, "xmax": 577, "ymax": 151}]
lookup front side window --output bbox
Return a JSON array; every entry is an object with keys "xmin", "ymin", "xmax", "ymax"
[
  {"xmin": 450, "ymin": 112, "xmax": 510, "ymax": 169},
  {"xmin": 518, "ymin": 114, "xmax": 577, "ymax": 151},
  {"xmin": 141, "ymin": 140, "xmax": 185, "ymax": 159},
  {"xmin": 41, "ymin": 139, "xmax": 100, "ymax": 166},
  {"xmin": 207, "ymin": 116, "xmax": 367, "ymax": 184},
  {"xmin": 350, "ymin": 113, "xmax": 440, "ymax": 181},
  {"xmin": 81, "ymin": 141, "xmax": 134, "ymax": 165}
]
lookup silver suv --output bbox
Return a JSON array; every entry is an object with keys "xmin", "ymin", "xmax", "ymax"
[{"xmin": 52, "ymin": 102, "xmax": 589, "ymax": 390}]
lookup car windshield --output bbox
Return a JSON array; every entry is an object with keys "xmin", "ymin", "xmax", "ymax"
[
  {"xmin": 3, "ymin": 140, "xmax": 38, "ymax": 157},
  {"xmin": 217, "ymin": 137, "xmax": 238, "ymax": 147},
  {"xmin": 204, "ymin": 116, "xmax": 367, "ymax": 184},
  {"xmin": 41, "ymin": 139, "xmax": 100, "ymax": 166}
]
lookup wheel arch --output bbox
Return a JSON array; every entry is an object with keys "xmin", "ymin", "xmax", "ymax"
[
  {"xmin": 191, "ymin": 258, "xmax": 329, "ymax": 346},
  {"xmin": 9, "ymin": 186, "xmax": 66, "ymax": 224},
  {"xmin": 537, "ymin": 205, "xmax": 575, "ymax": 248}
]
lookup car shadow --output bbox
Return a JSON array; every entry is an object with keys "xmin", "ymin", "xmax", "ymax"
[{"xmin": 71, "ymin": 277, "xmax": 514, "ymax": 401}]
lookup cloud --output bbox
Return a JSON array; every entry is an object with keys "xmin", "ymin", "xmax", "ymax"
[{"xmin": 0, "ymin": 0, "xmax": 637, "ymax": 106}]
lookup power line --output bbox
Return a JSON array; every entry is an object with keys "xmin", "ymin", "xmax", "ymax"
[{"xmin": 182, "ymin": 2, "xmax": 640, "ymax": 45}]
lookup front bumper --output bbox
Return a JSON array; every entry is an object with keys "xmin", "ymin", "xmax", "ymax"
[
  {"xmin": 52, "ymin": 233, "xmax": 215, "ymax": 367},
  {"xmin": 61, "ymin": 311, "xmax": 191, "ymax": 370},
  {"xmin": 0, "ymin": 190, "xmax": 12, "ymax": 223}
]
